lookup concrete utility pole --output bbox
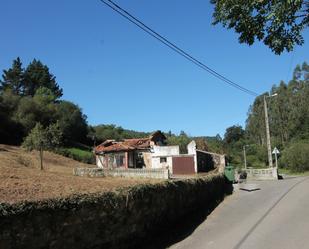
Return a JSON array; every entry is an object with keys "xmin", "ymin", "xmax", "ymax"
[
  {"xmin": 264, "ymin": 95, "xmax": 273, "ymax": 168},
  {"xmin": 263, "ymin": 93, "xmax": 277, "ymax": 168},
  {"xmin": 243, "ymin": 145, "xmax": 248, "ymax": 169}
]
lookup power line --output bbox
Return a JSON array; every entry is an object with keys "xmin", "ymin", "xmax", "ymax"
[{"xmin": 99, "ymin": 0, "xmax": 259, "ymax": 97}]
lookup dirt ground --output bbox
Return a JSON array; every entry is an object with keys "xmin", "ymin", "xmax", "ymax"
[{"xmin": 0, "ymin": 144, "xmax": 162, "ymax": 204}]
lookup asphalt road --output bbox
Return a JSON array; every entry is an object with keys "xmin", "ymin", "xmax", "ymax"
[{"xmin": 169, "ymin": 177, "xmax": 309, "ymax": 249}]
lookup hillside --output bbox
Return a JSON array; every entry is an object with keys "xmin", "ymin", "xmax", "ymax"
[{"xmin": 0, "ymin": 144, "xmax": 160, "ymax": 204}]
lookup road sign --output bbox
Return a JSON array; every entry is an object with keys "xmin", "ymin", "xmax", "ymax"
[
  {"xmin": 272, "ymin": 147, "xmax": 280, "ymax": 154},
  {"xmin": 272, "ymin": 147, "xmax": 280, "ymax": 169}
]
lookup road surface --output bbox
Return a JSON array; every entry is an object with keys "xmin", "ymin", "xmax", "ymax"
[{"xmin": 169, "ymin": 176, "xmax": 309, "ymax": 249}]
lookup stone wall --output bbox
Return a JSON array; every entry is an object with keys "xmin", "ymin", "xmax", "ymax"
[
  {"xmin": 0, "ymin": 173, "xmax": 229, "ymax": 249},
  {"xmin": 244, "ymin": 167, "xmax": 278, "ymax": 180},
  {"xmin": 73, "ymin": 167, "xmax": 169, "ymax": 179}
]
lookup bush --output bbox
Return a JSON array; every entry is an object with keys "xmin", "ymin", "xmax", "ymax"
[{"xmin": 281, "ymin": 141, "xmax": 309, "ymax": 172}]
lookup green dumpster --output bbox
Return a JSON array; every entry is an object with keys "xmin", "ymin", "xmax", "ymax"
[{"xmin": 224, "ymin": 165, "xmax": 235, "ymax": 182}]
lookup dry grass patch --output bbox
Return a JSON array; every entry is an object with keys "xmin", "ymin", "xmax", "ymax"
[{"xmin": 0, "ymin": 144, "xmax": 162, "ymax": 204}]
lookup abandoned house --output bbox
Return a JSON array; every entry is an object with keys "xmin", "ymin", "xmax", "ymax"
[{"xmin": 94, "ymin": 131, "xmax": 225, "ymax": 175}]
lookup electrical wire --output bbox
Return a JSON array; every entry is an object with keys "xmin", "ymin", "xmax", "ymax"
[{"xmin": 99, "ymin": 0, "xmax": 259, "ymax": 97}]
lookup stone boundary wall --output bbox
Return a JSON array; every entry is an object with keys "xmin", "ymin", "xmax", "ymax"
[
  {"xmin": 0, "ymin": 173, "xmax": 229, "ymax": 249},
  {"xmin": 73, "ymin": 167, "xmax": 169, "ymax": 179},
  {"xmin": 244, "ymin": 167, "xmax": 278, "ymax": 180}
]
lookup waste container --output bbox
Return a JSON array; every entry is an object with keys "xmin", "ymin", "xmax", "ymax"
[{"xmin": 224, "ymin": 165, "xmax": 235, "ymax": 182}]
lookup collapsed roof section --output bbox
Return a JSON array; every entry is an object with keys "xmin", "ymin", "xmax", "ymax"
[{"xmin": 94, "ymin": 130, "xmax": 166, "ymax": 154}]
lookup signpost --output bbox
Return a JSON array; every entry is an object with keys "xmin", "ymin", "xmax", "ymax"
[{"xmin": 272, "ymin": 147, "xmax": 280, "ymax": 168}]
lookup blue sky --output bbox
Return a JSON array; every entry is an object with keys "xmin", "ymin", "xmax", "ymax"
[{"xmin": 1, "ymin": 0, "xmax": 308, "ymax": 137}]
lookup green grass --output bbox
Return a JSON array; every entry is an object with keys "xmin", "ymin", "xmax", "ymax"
[
  {"xmin": 56, "ymin": 147, "xmax": 95, "ymax": 164},
  {"xmin": 278, "ymin": 168, "xmax": 309, "ymax": 176},
  {"xmin": 66, "ymin": 148, "xmax": 93, "ymax": 157}
]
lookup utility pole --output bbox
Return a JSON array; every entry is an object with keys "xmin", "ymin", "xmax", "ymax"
[
  {"xmin": 263, "ymin": 94, "xmax": 277, "ymax": 168},
  {"xmin": 243, "ymin": 145, "xmax": 248, "ymax": 169}
]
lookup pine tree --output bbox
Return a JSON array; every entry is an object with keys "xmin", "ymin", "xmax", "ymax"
[
  {"xmin": 23, "ymin": 59, "xmax": 63, "ymax": 98},
  {"xmin": 0, "ymin": 57, "xmax": 24, "ymax": 95}
]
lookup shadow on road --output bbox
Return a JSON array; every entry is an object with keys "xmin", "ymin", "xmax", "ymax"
[
  {"xmin": 138, "ymin": 184, "xmax": 233, "ymax": 249},
  {"xmin": 139, "ymin": 207, "xmax": 213, "ymax": 249}
]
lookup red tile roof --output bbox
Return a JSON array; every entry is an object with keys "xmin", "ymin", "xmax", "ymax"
[
  {"xmin": 95, "ymin": 138, "xmax": 151, "ymax": 153},
  {"xmin": 94, "ymin": 130, "xmax": 166, "ymax": 154}
]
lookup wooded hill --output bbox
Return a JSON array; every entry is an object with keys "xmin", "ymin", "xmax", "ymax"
[{"xmin": 225, "ymin": 62, "xmax": 309, "ymax": 172}]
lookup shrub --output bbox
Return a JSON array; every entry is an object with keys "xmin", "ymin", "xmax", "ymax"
[{"xmin": 281, "ymin": 141, "xmax": 309, "ymax": 172}]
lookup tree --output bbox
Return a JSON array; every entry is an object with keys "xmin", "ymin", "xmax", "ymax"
[
  {"xmin": 23, "ymin": 59, "xmax": 63, "ymax": 98},
  {"xmin": 195, "ymin": 137, "xmax": 209, "ymax": 151},
  {"xmin": 11, "ymin": 87, "xmax": 58, "ymax": 137},
  {"xmin": 0, "ymin": 91, "xmax": 24, "ymax": 144},
  {"xmin": 166, "ymin": 131, "xmax": 191, "ymax": 154},
  {"xmin": 204, "ymin": 135, "xmax": 225, "ymax": 154},
  {"xmin": 281, "ymin": 141, "xmax": 309, "ymax": 172},
  {"xmin": 0, "ymin": 57, "xmax": 95, "ymax": 148},
  {"xmin": 13, "ymin": 96, "xmax": 41, "ymax": 134},
  {"xmin": 211, "ymin": 0, "xmax": 309, "ymax": 54},
  {"xmin": 244, "ymin": 62, "xmax": 309, "ymax": 168},
  {"xmin": 246, "ymin": 95, "xmax": 267, "ymax": 145},
  {"xmin": 0, "ymin": 57, "xmax": 24, "ymax": 94},
  {"xmin": 224, "ymin": 125, "xmax": 245, "ymax": 144},
  {"xmin": 55, "ymin": 101, "xmax": 88, "ymax": 144},
  {"xmin": 92, "ymin": 124, "xmax": 149, "ymax": 143},
  {"xmin": 1, "ymin": 58, "xmax": 63, "ymax": 98},
  {"xmin": 22, "ymin": 122, "xmax": 62, "ymax": 170},
  {"xmin": 33, "ymin": 86, "xmax": 57, "ymax": 105}
]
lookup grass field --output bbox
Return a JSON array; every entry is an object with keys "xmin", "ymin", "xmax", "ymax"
[
  {"xmin": 278, "ymin": 167, "xmax": 309, "ymax": 176},
  {"xmin": 66, "ymin": 147, "xmax": 93, "ymax": 157},
  {"xmin": 56, "ymin": 147, "xmax": 95, "ymax": 164},
  {"xmin": 0, "ymin": 144, "xmax": 162, "ymax": 204}
]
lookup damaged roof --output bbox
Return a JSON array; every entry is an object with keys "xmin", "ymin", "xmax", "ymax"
[{"xmin": 95, "ymin": 130, "xmax": 166, "ymax": 154}]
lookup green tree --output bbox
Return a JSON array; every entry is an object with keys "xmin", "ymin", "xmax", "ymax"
[
  {"xmin": 211, "ymin": 0, "xmax": 309, "ymax": 54},
  {"xmin": 13, "ymin": 96, "xmax": 41, "ymax": 134},
  {"xmin": 23, "ymin": 59, "xmax": 63, "ymax": 98},
  {"xmin": 224, "ymin": 125, "xmax": 245, "ymax": 145},
  {"xmin": 0, "ymin": 57, "xmax": 96, "ymax": 149},
  {"xmin": 33, "ymin": 86, "xmax": 57, "ymax": 104},
  {"xmin": 93, "ymin": 124, "xmax": 149, "ymax": 143},
  {"xmin": 0, "ymin": 90, "xmax": 23, "ymax": 144},
  {"xmin": 0, "ymin": 57, "xmax": 24, "ymax": 94},
  {"xmin": 246, "ymin": 95, "xmax": 268, "ymax": 146},
  {"xmin": 22, "ymin": 122, "xmax": 62, "ymax": 170},
  {"xmin": 281, "ymin": 141, "xmax": 309, "ymax": 172},
  {"xmin": 206, "ymin": 135, "xmax": 225, "ymax": 154},
  {"xmin": 55, "ymin": 101, "xmax": 88, "ymax": 144},
  {"xmin": 166, "ymin": 131, "xmax": 191, "ymax": 154},
  {"xmin": 245, "ymin": 62, "xmax": 309, "ymax": 168},
  {"xmin": 12, "ymin": 87, "xmax": 58, "ymax": 136},
  {"xmin": 23, "ymin": 122, "xmax": 62, "ymax": 150}
]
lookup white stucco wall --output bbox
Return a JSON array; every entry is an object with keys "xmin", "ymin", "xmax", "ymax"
[
  {"xmin": 151, "ymin": 145, "xmax": 180, "ymax": 172},
  {"xmin": 96, "ymin": 155, "xmax": 104, "ymax": 168},
  {"xmin": 152, "ymin": 145, "xmax": 180, "ymax": 156},
  {"xmin": 187, "ymin": 140, "xmax": 198, "ymax": 173}
]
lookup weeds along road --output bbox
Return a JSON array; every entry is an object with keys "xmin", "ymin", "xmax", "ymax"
[{"xmin": 169, "ymin": 176, "xmax": 309, "ymax": 249}]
